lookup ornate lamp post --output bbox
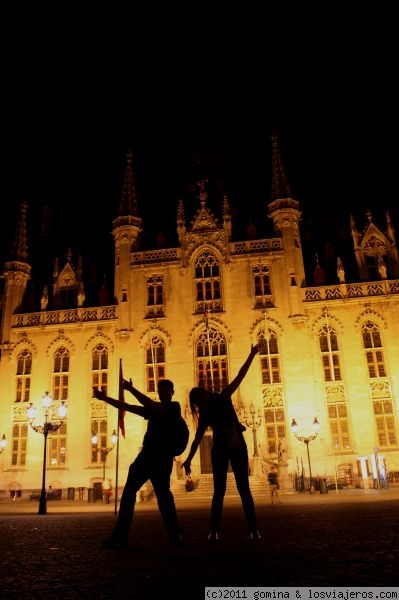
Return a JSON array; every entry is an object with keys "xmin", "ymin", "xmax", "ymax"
[
  {"xmin": 291, "ymin": 417, "xmax": 320, "ymax": 494},
  {"xmin": 0, "ymin": 434, "xmax": 7, "ymax": 453},
  {"xmin": 91, "ymin": 430, "xmax": 117, "ymax": 481},
  {"xmin": 27, "ymin": 392, "xmax": 67, "ymax": 515},
  {"xmin": 242, "ymin": 403, "xmax": 262, "ymax": 458}
]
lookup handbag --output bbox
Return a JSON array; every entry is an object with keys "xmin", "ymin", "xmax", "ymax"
[{"xmin": 185, "ymin": 474, "xmax": 195, "ymax": 492}]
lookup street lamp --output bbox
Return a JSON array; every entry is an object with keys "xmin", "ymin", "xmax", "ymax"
[
  {"xmin": 0, "ymin": 434, "xmax": 7, "ymax": 453},
  {"xmin": 27, "ymin": 392, "xmax": 67, "ymax": 515},
  {"xmin": 91, "ymin": 430, "xmax": 117, "ymax": 481},
  {"xmin": 291, "ymin": 417, "xmax": 320, "ymax": 494},
  {"xmin": 242, "ymin": 403, "xmax": 262, "ymax": 457}
]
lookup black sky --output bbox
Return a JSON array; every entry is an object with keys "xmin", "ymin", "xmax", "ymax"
[{"xmin": 2, "ymin": 11, "xmax": 398, "ymax": 275}]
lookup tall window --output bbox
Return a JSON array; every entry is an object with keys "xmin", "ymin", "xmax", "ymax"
[
  {"xmin": 320, "ymin": 321, "xmax": 351, "ymax": 451},
  {"xmin": 53, "ymin": 346, "xmax": 70, "ymax": 401},
  {"xmin": 146, "ymin": 335, "xmax": 166, "ymax": 393},
  {"xmin": 194, "ymin": 250, "xmax": 222, "ymax": 313},
  {"xmin": 92, "ymin": 344, "xmax": 108, "ymax": 394},
  {"xmin": 319, "ymin": 323, "xmax": 341, "ymax": 381},
  {"xmin": 328, "ymin": 402, "xmax": 351, "ymax": 451},
  {"xmin": 252, "ymin": 265, "xmax": 272, "ymax": 308},
  {"xmin": 374, "ymin": 400, "xmax": 398, "ymax": 447},
  {"xmin": 146, "ymin": 275, "xmax": 164, "ymax": 317},
  {"xmin": 259, "ymin": 330, "xmax": 281, "ymax": 384},
  {"xmin": 48, "ymin": 423, "xmax": 67, "ymax": 466},
  {"xmin": 15, "ymin": 349, "xmax": 32, "ymax": 403},
  {"xmin": 91, "ymin": 417, "xmax": 108, "ymax": 465},
  {"xmin": 264, "ymin": 408, "xmax": 285, "ymax": 455},
  {"xmin": 362, "ymin": 320, "xmax": 397, "ymax": 448},
  {"xmin": 196, "ymin": 328, "xmax": 227, "ymax": 392},
  {"xmin": 11, "ymin": 422, "xmax": 28, "ymax": 467},
  {"xmin": 362, "ymin": 320, "xmax": 387, "ymax": 378},
  {"xmin": 50, "ymin": 347, "xmax": 69, "ymax": 465},
  {"xmin": 91, "ymin": 344, "xmax": 109, "ymax": 463},
  {"xmin": 259, "ymin": 329, "xmax": 285, "ymax": 453}
]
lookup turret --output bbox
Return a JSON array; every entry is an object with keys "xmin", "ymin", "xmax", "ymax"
[
  {"xmin": 1, "ymin": 200, "xmax": 31, "ymax": 345},
  {"xmin": 267, "ymin": 133, "xmax": 305, "ymax": 316},
  {"xmin": 268, "ymin": 133, "xmax": 305, "ymax": 288},
  {"xmin": 112, "ymin": 148, "xmax": 143, "ymax": 333}
]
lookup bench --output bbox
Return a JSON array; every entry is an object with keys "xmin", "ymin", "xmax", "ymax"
[{"xmin": 30, "ymin": 489, "xmax": 62, "ymax": 500}]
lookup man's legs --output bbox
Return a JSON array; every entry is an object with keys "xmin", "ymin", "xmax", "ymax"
[
  {"xmin": 150, "ymin": 455, "xmax": 182, "ymax": 543},
  {"xmin": 107, "ymin": 452, "xmax": 148, "ymax": 543}
]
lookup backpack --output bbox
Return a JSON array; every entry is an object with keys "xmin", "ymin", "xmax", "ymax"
[{"xmin": 171, "ymin": 416, "xmax": 190, "ymax": 456}]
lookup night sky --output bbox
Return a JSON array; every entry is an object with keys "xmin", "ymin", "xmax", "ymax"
[{"xmin": 2, "ymin": 12, "xmax": 398, "ymax": 287}]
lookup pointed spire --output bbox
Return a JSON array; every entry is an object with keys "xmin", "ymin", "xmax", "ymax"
[
  {"xmin": 377, "ymin": 255, "xmax": 387, "ymax": 280},
  {"xmin": 313, "ymin": 254, "xmax": 326, "ymax": 285},
  {"xmin": 177, "ymin": 198, "xmax": 185, "ymax": 226},
  {"xmin": 40, "ymin": 286, "xmax": 49, "ymax": 311},
  {"xmin": 337, "ymin": 257, "xmax": 346, "ymax": 283},
  {"xmin": 118, "ymin": 147, "xmax": 139, "ymax": 216},
  {"xmin": 177, "ymin": 197, "xmax": 187, "ymax": 248},
  {"xmin": 222, "ymin": 193, "xmax": 232, "ymax": 241},
  {"xmin": 11, "ymin": 200, "xmax": 29, "ymax": 262},
  {"xmin": 222, "ymin": 194, "xmax": 231, "ymax": 220},
  {"xmin": 197, "ymin": 178, "xmax": 208, "ymax": 206},
  {"xmin": 271, "ymin": 131, "xmax": 292, "ymax": 201},
  {"xmin": 386, "ymin": 211, "xmax": 396, "ymax": 244}
]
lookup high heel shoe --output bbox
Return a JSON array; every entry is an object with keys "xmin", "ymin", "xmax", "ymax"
[
  {"xmin": 208, "ymin": 530, "xmax": 219, "ymax": 542},
  {"xmin": 248, "ymin": 529, "xmax": 261, "ymax": 540}
]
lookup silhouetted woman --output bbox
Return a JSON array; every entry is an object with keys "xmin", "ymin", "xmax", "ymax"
[{"xmin": 182, "ymin": 344, "xmax": 261, "ymax": 541}]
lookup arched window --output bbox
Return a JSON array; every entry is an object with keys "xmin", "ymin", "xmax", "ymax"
[
  {"xmin": 53, "ymin": 346, "xmax": 70, "ymax": 401},
  {"xmin": 319, "ymin": 323, "xmax": 341, "ymax": 382},
  {"xmin": 362, "ymin": 320, "xmax": 386, "ymax": 378},
  {"xmin": 92, "ymin": 343, "xmax": 109, "ymax": 394},
  {"xmin": 146, "ymin": 334, "xmax": 166, "ymax": 393},
  {"xmin": 319, "ymin": 320, "xmax": 351, "ymax": 451},
  {"xmin": 90, "ymin": 343, "xmax": 110, "ymax": 464},
  {"xmin": 259, "ymin": 329, "xmax": 280, "ymax": 384},
  {"xmin": 252, "ymin": 265, "xmax": 272, "ymax": 308},
  {"xmin": 146, "ymin": 275, "xmax": 164, "ymax": 318},
  {"xmin": 196, "ymin": 328, "xmax": 227, "ymax": 392},
  {"xmin": 15, "ymin": 349, "xmax": 32, "ymax": 403},
  {"xmin": 362, "ymin": 320, "xmax": 397, "ymax": 447},
  {"xmin": 49, "ymin": 347, "xmax": 69, "ymax": 467},
  {"xmin": 259, "ymin": 328, "xmax": 284, "ymax": 454},
  {"xmin": 194, "ymin": 250, "xmax": 222, "ymax": 313}
]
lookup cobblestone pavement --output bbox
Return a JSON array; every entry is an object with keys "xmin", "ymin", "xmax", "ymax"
[{"xmin": 1, "ymin": 489, "xmax": 398, "ymax": 599}]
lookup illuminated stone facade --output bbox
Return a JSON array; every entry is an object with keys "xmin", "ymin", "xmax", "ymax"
[{"xmin": 1, "ymin": 137, "xmax": 398, "ymax": 497}]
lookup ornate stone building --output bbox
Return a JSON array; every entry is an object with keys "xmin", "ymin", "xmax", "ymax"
[{"xmin": 1, "ymin": 135, "xmax": 398, "ymax": 499}]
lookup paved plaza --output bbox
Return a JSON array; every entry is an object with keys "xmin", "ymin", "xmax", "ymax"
[{"xmin": 1, "ymin": 488, "xmax": 398, "ymax": 599}]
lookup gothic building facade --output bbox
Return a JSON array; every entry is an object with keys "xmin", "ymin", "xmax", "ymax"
[{"xmin": 1, "ymin": 136, "xmax": 398, "ymax": 498}]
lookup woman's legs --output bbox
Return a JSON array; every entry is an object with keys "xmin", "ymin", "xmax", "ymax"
[
  {"xmin": 210, "ymin": 447, "xmax": 229, "ymax": 532},
  {"xmin": 230, "ymin": 445, "xmax": 258, "ymax": 533}
]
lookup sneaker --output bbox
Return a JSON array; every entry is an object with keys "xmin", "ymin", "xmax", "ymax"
[
  {"xmin": 248, "ymin": 529, "xmax": 261, "ymax": 540},
  {"xmin": 208, "ymin": 530, "xmax": 219, "ymax": 542},
  {"xmin": 101, "ymin": 536, "xmax": 129, "ymax": 549}
]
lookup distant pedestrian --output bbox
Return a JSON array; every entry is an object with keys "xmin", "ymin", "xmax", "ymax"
[
  {"xmin": 268, "ymin": 466, "xmax": 281, "ymax": 504},
  {"xmin": 102, "ymin": 479, "xmax": 112, "ymax": 504},
  {"xmin": 182, "ymin": 344, "xmax": 261, "ymax": 541},
  {"xmin": 93, "ymin": 378, "xmax": 183, "ymax": 548}
]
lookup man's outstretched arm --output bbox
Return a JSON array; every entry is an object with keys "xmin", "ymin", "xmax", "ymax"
[
  {"xmin": 123, "ymin": 378, "xmax": 162, "ymax": 411},
  {"xmin": 93, "ymin": 387, "xmax": 147, "ymax": 417}
]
